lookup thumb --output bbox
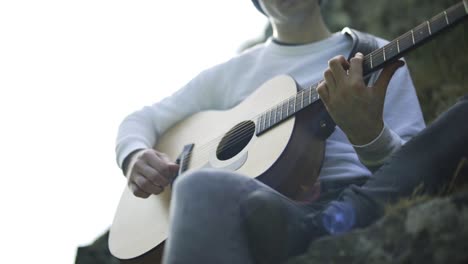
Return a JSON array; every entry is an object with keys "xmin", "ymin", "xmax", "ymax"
[
  {"xmin": 168, "ymin": 162, "xmax": 180, "ymax": 174},
  {"xmin": 373, "ymin": 60, "xmax": 405, "ymax": 97}
]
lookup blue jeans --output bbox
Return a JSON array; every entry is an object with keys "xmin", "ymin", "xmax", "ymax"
[{"xmin": 162, "ymin": 96, "xmax": 468, "ymax": 264}]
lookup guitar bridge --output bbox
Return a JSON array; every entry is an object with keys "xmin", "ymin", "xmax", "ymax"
[{"xmin": 175, "ymin": 143, "xmax": 195, "ymax": 180}]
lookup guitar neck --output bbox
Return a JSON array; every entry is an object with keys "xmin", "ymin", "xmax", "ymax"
[
  {"xmin": 362, "ymin": 1, "xmax": 468, "ymax": 76},
  {"xmin": 256, "ymin": 1, "xmax": 468, "ymax": 136}
]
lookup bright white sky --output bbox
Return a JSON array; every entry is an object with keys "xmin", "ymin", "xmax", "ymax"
[{"xmin": 0, "ymin": 1, "xmax": 266, "ymax": 263}]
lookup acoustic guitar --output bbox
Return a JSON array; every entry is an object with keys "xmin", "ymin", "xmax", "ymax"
[{"xmin": 109, "ymin": 1, "xmax": 468, "ymax": 262}]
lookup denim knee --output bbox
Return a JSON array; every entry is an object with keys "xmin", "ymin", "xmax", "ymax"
[
  {"xmin": 173, "ymin": 168, "xmax": 249, "ymax": 196},
  {"xmin": 240, "ymin": 189, "xmax": 285, "ymax": 219},
  {"xmin": 458, "ymin": 94, "xmax": 468, "ymax": 102}
]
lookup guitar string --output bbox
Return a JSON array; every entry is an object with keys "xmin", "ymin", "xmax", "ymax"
[
  {"xmin": 187, "ymin": 89, "xmax": 354, "ymax": 168},
  {"xmin": 189, "ymin": 6, "xmax": 460, "ymax": 162},
  {"xmin": 177, "ymin": 6, "xmax": 460, "ymax": 167},
  {"xmin": 364, "ymin": 27, "xmax": 429, "ymax": 70},
  {"xmin": 184, "ymin": 87, "xmax": 320, "ymax": 167},
  {"xmin": 365, "ymin": 4, "xmax": 459, "ymax": 67},
  {"xmin": 183, "ymin": 29, "xmax": 425, "ymax": 167},
  {"xmin": 186, "ymin": 88, "xmax": 319, "ymax": 167},
  {"xmin": 366, "ymin": 3, "xmax": 462, "ymax": 66},
  {"xmin": 182, "ymin": 24, "xmax": 431, "ymax": 165},
  {"xmin": 186, "ymin": 26, "xmax": 419, "ymax": 167}
]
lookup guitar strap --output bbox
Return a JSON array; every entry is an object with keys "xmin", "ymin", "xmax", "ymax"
[
  {"xmin": 342, "ymin": 27, "xmax": 380, "ymax": 85},
  {"xmin": 293, "ymin": 28, "xmax": 380, "ymax": 200},
  {"xmin": 314, "ymin": 27, "xmax": 380, "ymax": 140}
]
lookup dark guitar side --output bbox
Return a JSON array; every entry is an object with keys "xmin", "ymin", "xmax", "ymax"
[{"xmin": 257, "ymin": 99, "xmax": 327, "ymax": 200}]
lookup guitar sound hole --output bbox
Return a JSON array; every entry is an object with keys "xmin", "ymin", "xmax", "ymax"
[{"xmin": 216, "ymin": 121, "xmax": 255, "ymax": 161}]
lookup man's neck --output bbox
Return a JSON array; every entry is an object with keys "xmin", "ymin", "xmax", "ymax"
[{"xmin": 271, "ymin": 10, "xmax": 331, "ymax": 45}]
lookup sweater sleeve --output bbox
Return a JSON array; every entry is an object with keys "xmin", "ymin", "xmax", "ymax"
[
  {"xmin": 115, "ymin": 67, "xmax": 225, "ymax": 169},
  {"xmin": 353, "ymin": 63, "xmax": 426, "ymax": 170}
]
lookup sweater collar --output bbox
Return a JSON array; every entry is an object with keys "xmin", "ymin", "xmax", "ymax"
[{"xmin": 264, "ymin": 32, "xmax": 347, "ymax": 56}]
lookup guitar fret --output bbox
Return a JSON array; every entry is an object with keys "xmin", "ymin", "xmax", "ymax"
[
  {"xmin": 374, "ymin": 49, "xmax": 385, "ymax": 69},
  {"xmin": 303, "ymin": 89, "xmax": 310, "ymax": 107},
  {"xmin": 256, "ymin": 2, "xmax": 467, "ymax": 136},
  {"xmin": 414, "ymin": 23, "xmax": 430, "ymax": 43},
  {"xmin": 268, "ymin": 111, "xmax": 272, "ymax": 128},
  {"xmin": 293, "ymin": 96, "xmax": 296, "ymax": 113},
  {"xmin": 262, "ymin": 113, "xmax": 266, "ymax": 131},
  {"xmin": 270, "ymin": 108, "xmax": 276, "ymax": 126},
  {"xmin": 300, "ymin": 91, "xmax": 304, "ymax": 109},
  {"xmin": 282, "ymin": 101, "xmax": 288, "ymax": 119},
  {"xmin": 288, "ymin": 97, "xmax": 295, "ymax": 117},
  {"xmin": 448, "ymin": 2, "xmax": 468, "ymax": 22},
  {"xmin": 295, "ymin": 93, "xmax": 302, "ymax": 112},
  {"xmin": 268, "ymin": 110, "xmax": 272, "ymax": 126},
  {"xmin": 398, "ymin": 33, "xmax": 414, "ymax": 53},
  {"xmin": 363, "ymin": 55, "xmax": 371, "ymax": 73},
  {"xmin": 311, "ymin": 89, "xmax": 316, "ymax": 101},
  {"xmin": 266, "ymin": 111, "xmax": 271, "ymax": 128},
  {"xmin": 309, "ymin": 87, "xmax": 312, "ymax": 104},
  {"xmin": 257, "ymin": 115, "xmax": 263, "ymax": 133},
  {"xmin": 276, "ymin": 104, "xmax": 282, "ymax": 123},
  {"xmin": 288, "ymin": 97, "xmax": 295, "ymax": 116},
  {"xmin": 385, "ymin": 41, "xmax": 398, "ymax": 59},
  {"xmin": 431, "ymin": 13, "xmax": 447, "ymax": 32},
  {"xmin": 272, "ymin": 109, "xmax": 276, "ymax": 125}
]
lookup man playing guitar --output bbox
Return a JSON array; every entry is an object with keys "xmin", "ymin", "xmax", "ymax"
[{"xmin": 114, "ymin": 1, "xmax": 468, "ymax": 263}]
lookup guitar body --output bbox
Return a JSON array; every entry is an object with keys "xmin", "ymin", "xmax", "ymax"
[{"xmin": 109, "ymin": 75, "xmax": 326, "ymax": 261}]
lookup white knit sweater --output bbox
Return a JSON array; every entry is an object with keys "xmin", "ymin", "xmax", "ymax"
[{"xmin": 115, "ymin": 31, "xmax": 426, "ymax": 181}]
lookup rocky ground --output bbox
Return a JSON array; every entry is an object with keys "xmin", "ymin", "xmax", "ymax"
[{"xmin": 288, "ymin": 183, "xmax": 468, "ymax": 264}]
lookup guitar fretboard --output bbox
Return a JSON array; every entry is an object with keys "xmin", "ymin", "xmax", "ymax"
[
  {"xmin": 362, "ymin": 1, "xmax": 468, "ymax": 75},
  {"xmin": 256, "ymin": 84, "xmax": 320, "ymax": 135},
  {"xmin": 256, "ymin": 1, "xmax": 468, "ymax": 136}
]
